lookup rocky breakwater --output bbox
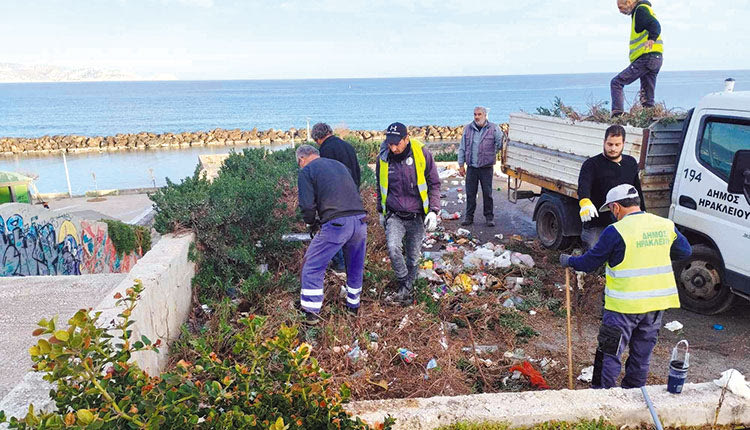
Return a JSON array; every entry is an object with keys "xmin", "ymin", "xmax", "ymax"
[{"xmin": 0, "ymin": 125, "xmax": 466, "ymax": 156}]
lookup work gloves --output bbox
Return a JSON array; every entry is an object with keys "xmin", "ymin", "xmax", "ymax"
[
  {"xmin": 424, "ymin": 212, "xmax": 438, "ymax": 232},
  {"xmin": 559, "ymin": 253, "xmax": 572, "ymax": 268},
  {"xmin": 306, "ymin": 222, "xmax": 320, "ymax": 238},
  {"xmin": 579, "ymin": 198, "xmax": 599, "ymax": 223}
]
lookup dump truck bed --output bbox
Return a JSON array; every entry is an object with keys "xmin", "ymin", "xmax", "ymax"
[{"xmin": 502, "ymin": 113, "xmax": 684, "ymax": 217}]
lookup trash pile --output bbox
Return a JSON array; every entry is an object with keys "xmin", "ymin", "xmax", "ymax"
[
  {"xmin": 418, "ymin": 226, "xmax": 537, "ymax": 307},
  {"xmin": 183, "ymin": 179, "xmax": 606, "ymax": 404}
]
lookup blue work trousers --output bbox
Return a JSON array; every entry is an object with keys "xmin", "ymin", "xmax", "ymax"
[
  {"xmin": 592, "ymin": 309, "xmax": 663, "ymax": 389},
  {"xmin": 300, "ymin": 215, "xmax": 367, "ymax": 313}
]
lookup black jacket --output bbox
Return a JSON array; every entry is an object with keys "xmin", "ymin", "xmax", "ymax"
[
  {"xmin": 633, "ymin": 0, "xmax": 661, "ymax": 42},
  {"xmin": 297, "ymin": 157, "xmax": 365, "ymax": 225},
  {"xmin": 577, "ymin": 153, "xmax": 646, "ymax": 228},
  {"xmin": 319, "ymin": 135, "xmax": 361, "ymax": 189}
]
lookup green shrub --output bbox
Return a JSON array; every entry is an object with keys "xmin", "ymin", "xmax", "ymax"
[
  {"xmin": 434, "ymin": 152, "xmax": 458, "ymax": 162},
  {"xmin": 0, "ymin": 282, "xmax": 394, "ymax": 430},
  {"xmin": 344, "ymin": 136, "xmax": 380, "ymax": 164},
  {"xmin": 149, "ymin": 148, "xmax": 302, "ymax": 302},
  {"xmin": 101, "ymin": 219, "xmax": 152, "ymax": 256}
]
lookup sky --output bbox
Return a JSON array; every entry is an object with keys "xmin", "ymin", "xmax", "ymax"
[{"xmin": 1, "ymin": 0, "xmax": 749, "ymax": 80}]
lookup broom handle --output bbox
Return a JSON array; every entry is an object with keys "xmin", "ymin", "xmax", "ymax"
[{"xmin": 566, "ymin": 268, "xmax": 574, "ymax": 390}]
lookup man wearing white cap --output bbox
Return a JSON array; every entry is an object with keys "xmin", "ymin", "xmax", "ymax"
[{"xmin": 560, "ymin": 184, "xmax": 692, "ymax": 389}]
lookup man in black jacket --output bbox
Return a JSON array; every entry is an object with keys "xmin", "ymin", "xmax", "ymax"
[
  {"xmin": 312, "ymin": 123, "xmax": 361, "ymax": 189},
  {"xmin": 296, "ymin": 145, "xmax": 367, "ymax": 323},
  {"xmin": 611, "ymin": 0, "xmax": 663, "ymax": 116},
  {"xmin": 578, "ymin": 125, "xmax": 646, "ymax": 249},
  {"xmin": 312, "ymin": 122, "xmax": 362, "ymax": 272}
]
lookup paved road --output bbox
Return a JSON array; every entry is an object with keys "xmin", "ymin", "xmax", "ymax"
[
  {"xmin": 45, "ymin": 193, "xmax": 155, "ymax": 225},
  {"xmin": 438, "ymin": 169, "xmax": 538, "ymax": 241},
  {"xmin": 0, "ymin": 275, "xmax": 125, "ymax": 399}
]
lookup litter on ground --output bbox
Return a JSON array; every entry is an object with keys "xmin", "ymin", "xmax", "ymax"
[
  {"xmin": 713, "ymin": 369, "xmax": 750, "ymax": 399},
  {"xmin": 578, "ymin": 366, "xmax": 594, "ymax": 383},
  {"xmin": 664, "ymin": 320, "xmax": 684, "ymax": 332}
]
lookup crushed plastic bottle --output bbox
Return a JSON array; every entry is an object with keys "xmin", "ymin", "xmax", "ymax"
[{"xmin": 398, "ymin": 347, "xmax": 417, "ymax": 363}]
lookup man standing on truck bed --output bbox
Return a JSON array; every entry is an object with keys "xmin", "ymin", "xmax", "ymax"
[
  {"xmin": 560, "ymin": 184, "xmax": 692, "ymax": 389},
  {"xmin": 457, "ymin": 106, "xmax": 504, "ymax": 227},
  {"xmin": 578, "ymin": 124, "xmax": 645, "ymax": 249},
  {"xmin": 611, "ymin": 0, "xmax": 663, "ymax": 117}
]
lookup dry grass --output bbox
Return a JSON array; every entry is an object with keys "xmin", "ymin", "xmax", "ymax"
[{"xmin": 171, "ymin": 185, "xmax": 612, "ymax": 401}]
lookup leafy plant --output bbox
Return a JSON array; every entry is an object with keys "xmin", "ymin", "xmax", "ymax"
[
  {"xmin": 0, "ymin": 282, "xmax": 394, "ymax": 429},
  {"xmin": 149, "ymin": 148, "xmax": 302, "ymax": 302},
  {"xmin": 434, "ymin": 152, "xmax": 458, "ymax": 162},
  {"xmin": 101, "ymin": 219, "xmax": 152, "ymax": 256}
]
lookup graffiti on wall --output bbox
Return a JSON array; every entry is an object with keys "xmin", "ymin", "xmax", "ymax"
[
  {"xmin": 0, "ymin": 214, "xmax": 83, "ymax": 276},
  {"xmin": 0, "ymin": 214, "xmax": 139, "ymax": 277},
  {"xmin": 80, "ymin": 220, "xmax": 137, "ymax": 274}
]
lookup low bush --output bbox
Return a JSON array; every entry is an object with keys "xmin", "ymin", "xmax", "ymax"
[
  {"xmin": 434, "ymin": 152, "xmax": 458, "ymax": 162},
  {"xmin": 0, "ymin": 282, "xmax": 393, "ymax": 429},
  {"xmin": 101, "ymin": 219, "xmax": 152, "ymax": 256},
  {"xmin": 149, "ymin": 148, "xmax": 302, "ymax": 302}
]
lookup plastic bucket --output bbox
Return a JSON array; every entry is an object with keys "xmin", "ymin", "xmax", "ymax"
[
  {"xmin": 667, "ymin": 360, "xmax": 688, "ymax": 394},
  {"xmin": 667, "ymin": 340, "xmax": 689, "ymax": 394}
]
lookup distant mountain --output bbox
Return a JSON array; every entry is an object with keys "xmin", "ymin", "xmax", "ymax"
[{"xmin": 0, "ymin": 63, "xmax": 153, "ymax": 83}]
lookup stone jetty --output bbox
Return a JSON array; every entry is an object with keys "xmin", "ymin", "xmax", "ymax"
[{"xmin": 0, "ymin": 125, "xmax": 466, "ymax": 156}]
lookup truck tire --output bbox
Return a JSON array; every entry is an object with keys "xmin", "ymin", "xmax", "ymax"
[
  {"xmin": 536, "ymin": 201, "xmax": 572, "ymax": 250},
  {"xmin": 673, "ymin": 244, "xmax": 736, "ymax": 315}
]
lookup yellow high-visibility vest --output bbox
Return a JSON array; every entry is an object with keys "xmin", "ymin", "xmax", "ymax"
[
  {"xmin": 379, "ymin": 138, "xmax": 429, "ymax": 216},
  {"xmin": 605, "ymin": 212, "xmax": 680, "ymax": 314},
  {"xmin": 629, "ymin": 3, "xmax": 663, "ymax": 63}
]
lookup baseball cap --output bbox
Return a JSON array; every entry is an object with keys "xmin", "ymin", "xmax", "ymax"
[
  {"xmin": 384, "ymin": 122, "xmax": 407, "ymax": 145},
  {"xmin": 599, "ymin": 184, "xmax": 639, "ymax": 212}
]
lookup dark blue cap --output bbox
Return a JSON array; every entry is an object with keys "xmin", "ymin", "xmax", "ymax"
[{"xmin": 384, "ymin": 122, "xmax": 407, "ymax": 145}]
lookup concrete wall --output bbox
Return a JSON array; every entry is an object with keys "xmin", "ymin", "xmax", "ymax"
[
  {"xmin": 0, "ymin": 233, "xmax": 195, "ymax": 422},
  {"xmin": 0, "ymin": 203, "xmax": 139, "ymax": 276},
  {"xmin": 96, "ymin": 232, "xmax": 195, "ymax": 374},
  {"xmin": 346, "ymin": 383, "xmax": 750, "ymax": 429}
]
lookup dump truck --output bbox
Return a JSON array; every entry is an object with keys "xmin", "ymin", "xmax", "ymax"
[{"xmin": 502, "ymin": 88, "xmax": 750, "ymax": 315}]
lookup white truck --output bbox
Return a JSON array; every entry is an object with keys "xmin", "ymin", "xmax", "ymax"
[{"xmin": 502, "ymin": 88, "xmax": 750, "ymax": 315}]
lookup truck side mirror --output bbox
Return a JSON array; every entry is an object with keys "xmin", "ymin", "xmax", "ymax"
[{"xmin": 727, "ymin": 150, "xmax": 750, "ymax": 206}]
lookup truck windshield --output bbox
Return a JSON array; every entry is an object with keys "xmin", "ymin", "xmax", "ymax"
[{"xmin": 699, "ymin": 118, "xmax": 750, "ymax": 181}]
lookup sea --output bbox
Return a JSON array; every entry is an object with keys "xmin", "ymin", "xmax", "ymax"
[{"xmin": 1, "ymin": 70, "xmax": 748, "ymax": 194}]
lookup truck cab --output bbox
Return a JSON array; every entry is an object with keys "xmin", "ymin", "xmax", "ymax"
[{"xmin": 669, "ymin": 91, "xmax": 750, "ymax": 314}]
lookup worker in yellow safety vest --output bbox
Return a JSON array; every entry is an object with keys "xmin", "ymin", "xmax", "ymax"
[
  {"xmin": 376, "ymin": 122, "xmax": 441, "ymax": 306},
  {"xmin": 611, "ymin": 0, "xmax": 664, "ymax": 117},
  {"xmin": 560, "ymin": 184, "xmax": 692, "ymax": 389}
]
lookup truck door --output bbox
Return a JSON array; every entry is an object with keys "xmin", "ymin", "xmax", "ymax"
[{"xmin": 671, "ymin": 109, "xmax": 750, "ymax": 311}]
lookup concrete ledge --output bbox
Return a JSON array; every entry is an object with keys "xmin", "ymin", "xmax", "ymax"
[
  {"xmin": 0, "ymin": 233, "xmax": 195, "ymax": 422},
  {"xmin": 96, "ymin": 232, "xmax": 195, "ymax": 375},
  {"xmin": 345, "ymin": 383, "xmax": 750, "ymax": 429}
]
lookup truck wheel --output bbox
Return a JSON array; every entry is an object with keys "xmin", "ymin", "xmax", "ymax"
[
  {"xmin": 673, "ymin": 244, "xmax": 736, "ymax": 315},
  {"xmin": 536, "ymin": 201, "xmax": 572, "ymax": 250}
]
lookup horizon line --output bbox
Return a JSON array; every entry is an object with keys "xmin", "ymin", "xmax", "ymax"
[{"xmin": 1, "ymin": 68, "xmax": 748, "ymax": 85}]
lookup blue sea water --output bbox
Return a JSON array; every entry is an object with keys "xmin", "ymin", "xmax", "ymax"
[{"xmin": 1, "ymin": 70, "xmax": 748, "ymax": 194}]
